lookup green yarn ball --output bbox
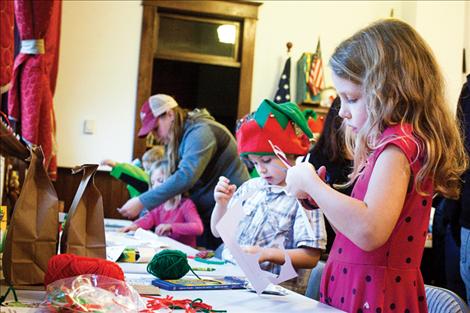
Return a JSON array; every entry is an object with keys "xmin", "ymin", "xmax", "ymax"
[{"xmin": 147, "ymin": 249, "xmax": 190, "ymax": 280}]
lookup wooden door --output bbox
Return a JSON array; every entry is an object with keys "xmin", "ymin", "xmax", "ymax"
[{"xmin": 133, "ymin": 0, "xmax": 261, "ymax": 158}]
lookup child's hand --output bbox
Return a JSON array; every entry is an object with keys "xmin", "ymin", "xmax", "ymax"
[
  {"xmin": 101, "ymin": 159, "xmax": 117, "ymax": 168},
  {"xmin": 241, "ymin": 246, "xmax": 280, "ymax": 264},
  {"xmin": 241, "ymin": 245, "xmax": 262, "ymax": 254},
  {"xmin": 296, "ymin": 165, "xmax": 327, "ymax": 210},
  {"xmin": 214, "ymin": 176, "xmax": 237, "ymax": 207},
  {"xmin": 155, "ymin": 223, "xmax": 172, "ymax": 236},
  {"xmin": 119, "ymin": 224, "xmax": 139, "ymax": 232},
  {"xmin": 285, "ymin": 161, "xmax": 318, "ymax": 198}
]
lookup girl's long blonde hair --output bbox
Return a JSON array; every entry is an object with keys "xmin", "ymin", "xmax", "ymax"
[{"xmin": 330, "ymin": 19, "xmax": 467, "ymax": 199}]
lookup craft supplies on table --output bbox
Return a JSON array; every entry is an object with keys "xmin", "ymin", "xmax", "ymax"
[
  {"xmin": 192, "ymin": 267, "xmax": 216, "ymax": 272},
  {"xmin": 151, "ymin": 276, "xmax": 246, "ymax": 291}
]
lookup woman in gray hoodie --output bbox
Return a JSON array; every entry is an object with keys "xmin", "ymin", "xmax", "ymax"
[{"xmin": 118, "ymin": 94, "xmax": 249, "ymax": 249}]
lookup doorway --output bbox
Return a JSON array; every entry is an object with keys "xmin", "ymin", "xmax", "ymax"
[
  {"xmin": 133, "ymin": 0, "xmax": 261, "ymax": 158},
  {"xmin": 152, "ymin": 59, "xmax": 240, "ymax": 133}
]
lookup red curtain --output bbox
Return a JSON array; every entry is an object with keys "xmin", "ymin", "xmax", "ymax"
[
  {"xmin": 0, "ymin": 0, "xmax": 15, "ymax": 94},
  {"xmin": 8, "ymin": 0, "xmax": 61, "ymax": 179}
]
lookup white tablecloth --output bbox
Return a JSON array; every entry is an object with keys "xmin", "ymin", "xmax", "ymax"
[{"xmin": 0, "ymin": 218, "xmax": 345, "ymax": 312}]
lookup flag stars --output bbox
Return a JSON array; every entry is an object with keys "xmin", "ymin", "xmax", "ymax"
[{"xmin": 274, "ymin": 57, "xmax": 291, "ymax": 103}]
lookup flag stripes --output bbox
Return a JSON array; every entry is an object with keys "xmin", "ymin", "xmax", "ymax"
[{"xmin": 307, "ymin": 40, "xmax": 324, "ymax": 96}]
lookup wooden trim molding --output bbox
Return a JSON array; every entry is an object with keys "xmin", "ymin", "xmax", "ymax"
[
  {"xmin": 133, "ymin": 5, "xmax": 157, "ymax": 159},
  {"xmin": 143, "ymin": 0, "xmax": 261, "ymax": 19},
  {"xmin": 237, "ymin": 17, "xmax": 256, "ymax": 119}
]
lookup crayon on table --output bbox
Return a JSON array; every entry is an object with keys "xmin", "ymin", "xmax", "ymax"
[{"xmin": 192, "ymin": 267, "xmax": 216, "ymax": 271}]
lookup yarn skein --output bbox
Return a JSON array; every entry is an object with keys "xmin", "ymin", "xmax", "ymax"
[
  {"xmin": 44, "ymin": 253, "xmax": 125, "ymax": 286},
  {"xmin": 147, "ymin": 249, "xmax": 201, "ymax": 280}
]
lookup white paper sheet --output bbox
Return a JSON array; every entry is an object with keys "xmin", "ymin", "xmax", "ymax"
[
  {"xmin": 106, "ymin": 245, "xmax": 126, "ymax": 262},
  {"xmin": 216, "ymin": 189, "xmax": 298, "ymax": 294},
  {"xmin": 105, "ymin": 229, "xmax": 168, "ymax": 249}
]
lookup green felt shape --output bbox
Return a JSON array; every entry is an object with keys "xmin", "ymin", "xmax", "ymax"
[{"xmin": 303, "ymin": 109, "xmax": 318, "ymax": 121}]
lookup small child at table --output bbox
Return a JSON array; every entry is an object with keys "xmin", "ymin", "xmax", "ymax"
[
  {"xmin": 101, "ymin": 145, "xmax": 165, "ymax": 198},
  {"xmin": 211, "ymin": 99, "xmax": 327, "ymax": 293},
  {"xmin": 120, "ymin": 159, "xmax": 203, "ymax": 248}
]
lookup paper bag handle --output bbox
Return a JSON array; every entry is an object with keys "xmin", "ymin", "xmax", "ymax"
[{"xmin": 67, "ymin": 164, "xmax": 99, "ymax": 217}]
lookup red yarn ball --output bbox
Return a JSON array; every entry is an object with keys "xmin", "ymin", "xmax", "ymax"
[{"xmin": 44, "ymin": 254, "xmax": 125, "ymax": 286}]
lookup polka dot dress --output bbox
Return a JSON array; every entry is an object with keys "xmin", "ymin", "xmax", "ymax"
[{"xmin": 320, "ymin": 124, "xmax": 430, "ymax": 313}]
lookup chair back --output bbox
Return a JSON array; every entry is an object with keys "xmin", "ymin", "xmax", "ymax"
[
  {"xmin": 425, "ymin": 284, "xmax": 470, "ymax": 313},
  {"xmin": 305, "ymin": 260, "xmax": 325, "ymax": 301}
]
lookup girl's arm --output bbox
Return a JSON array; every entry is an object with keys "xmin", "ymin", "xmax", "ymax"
[
  {"xmin": 286, "ymin": 145, "xmax": 410, "ymax": 251},
  {"xmin": 133, "ymin": 208, "xmax": 159, "ymax": 230},
  {"xmin": 243, "ymin": 246, "xmax": 321, "ymax": 269},
  {"xmin": 171, "ymin": 199, "xmax": 204, "ymax": 236}
]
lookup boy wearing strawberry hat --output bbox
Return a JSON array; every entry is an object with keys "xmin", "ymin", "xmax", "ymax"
[{"xmin": 211, "ymin": 99, "xmax": 327, "ymax": 292}]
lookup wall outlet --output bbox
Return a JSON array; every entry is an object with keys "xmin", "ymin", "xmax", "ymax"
[{"xmin": 83, "ymin": 120, "xmax": 95, "ymax": 134}]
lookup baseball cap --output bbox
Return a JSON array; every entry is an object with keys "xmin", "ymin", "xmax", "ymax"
[{"xmin": 138, "ymin": 94, "xmax": 178, "ymax": 137}]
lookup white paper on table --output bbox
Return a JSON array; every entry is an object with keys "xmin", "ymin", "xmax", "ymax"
[
  {"xmin": 106, "ymin": 245, "xmax": 126, "ymax": 262},
  {"xmin": 216, "ymin": 189, "xmax": 298, "ymax": 295},
  {"xmin": 106, "ymin": 231, "xmax": 148, "ymax": 248},
  {"xmin": 133, "ymin": 228, "xmax": 169, "ymax": 248},
  {"xmin": 106, "ymin": 229, "xmax": 168, "ymax": 249},
  {"xmin": 136, "ymin": 247, "xmax": 157, "ymax": 263}
]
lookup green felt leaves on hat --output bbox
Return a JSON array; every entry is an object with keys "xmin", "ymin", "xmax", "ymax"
[
  {"xmin": 303, "ymin": 109, "xmax": 318, "ymax": 121},
  {"xmin": 254, "ymin": 99, "xmax": 314, "ymax": 139}
]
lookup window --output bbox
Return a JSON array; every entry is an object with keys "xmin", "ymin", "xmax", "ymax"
[{"xmin": 156, "ymin": 13, "xmax": 240, "ymax": 67}]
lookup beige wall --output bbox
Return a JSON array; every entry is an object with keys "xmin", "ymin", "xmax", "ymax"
[
  {"xmin": 54, "ymin": 1, "xmax": 469, "ymax": 167},
  {"xmin": 410, "ymin": 1, "xmax": 466, "ymax": 113},
  {"xmin": 54, "ymin": 1, "xmax": 142, "ymax": 168},
  {"xmin": 252, "ymin": 1, "xmax": 402, "ymax": 110},
  {"xmin": 466, "ymin": 1, "xmax": 470, "ymax": 79}
]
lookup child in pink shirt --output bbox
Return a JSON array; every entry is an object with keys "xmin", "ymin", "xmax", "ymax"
[{"xmin": 120, "ymin": 159, "xmax": 203, "ymax": 247}]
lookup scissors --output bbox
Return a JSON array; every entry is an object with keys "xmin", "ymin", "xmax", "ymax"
[
  {"xmin": 268, "ymin": 140, "xmax": 292, "ymax": 168},
  {"xmin": 268, "ymin": 140, "xmax": 310, "ymax": 168}
]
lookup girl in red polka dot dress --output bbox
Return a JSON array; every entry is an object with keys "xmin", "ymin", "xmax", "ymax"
[{"xmin": 285, "ymin": 19, "xmax": 468, "ymax": 313}]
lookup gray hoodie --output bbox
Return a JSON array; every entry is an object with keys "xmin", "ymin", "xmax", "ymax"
[{"xmin": 139, "ymin": 109, "xmax": 249, "ymax": 224}]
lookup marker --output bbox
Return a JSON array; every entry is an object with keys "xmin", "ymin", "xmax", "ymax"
[{"xmin": 192, "ymin": 267, "xmax": 216, "ymax": 272}]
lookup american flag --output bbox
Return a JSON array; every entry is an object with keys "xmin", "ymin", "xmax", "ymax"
[
  {"xmin": 274, "ymin": 57, "xmax": 291, "ymax": 103},
  {"xmin": 307, "ymin": 40, "xmax": 324, "ymax": 96}
]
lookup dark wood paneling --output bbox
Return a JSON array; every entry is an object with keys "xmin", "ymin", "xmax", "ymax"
[{"xmin": 53, "ymin": 167, "xmax": 129, "ymax": 220}]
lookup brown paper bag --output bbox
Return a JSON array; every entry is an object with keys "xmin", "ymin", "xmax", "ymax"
[
  {"xmin": 2, "ymin": 146, "xmax": 59, "ymax": 286},
  {"xmin": 60, "ymin": 164, "xmax": 106, "ymax": 258}
]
